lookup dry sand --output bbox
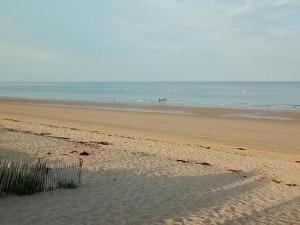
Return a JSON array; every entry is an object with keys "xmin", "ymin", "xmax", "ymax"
[{"xmin": 0, "ymin": 98, "xmax": 299, "ymax": 225}]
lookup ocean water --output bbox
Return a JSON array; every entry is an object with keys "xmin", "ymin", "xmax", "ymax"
[{"xmin": 0, "ymin": 82, "xmax": 300, "ymax": 111}]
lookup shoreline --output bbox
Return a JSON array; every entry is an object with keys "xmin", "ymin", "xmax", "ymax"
[{"xmin": 1, "ymin": 96, "xmax": 299, "ymax": 121}]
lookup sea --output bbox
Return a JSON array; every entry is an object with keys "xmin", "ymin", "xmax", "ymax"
[{"xmin": 0, "ymin": 82, "xmax": 300, "ymax": 111}]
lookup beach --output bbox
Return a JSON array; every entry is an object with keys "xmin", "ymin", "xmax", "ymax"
[{"xmin": 0, "ymin": 98, "xmax": 300, "ymax": 225}]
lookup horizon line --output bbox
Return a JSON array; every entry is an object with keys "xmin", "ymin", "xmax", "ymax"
[{"xmin": 1, "ymin": 80, "xmax": 300, "ymax": 83}]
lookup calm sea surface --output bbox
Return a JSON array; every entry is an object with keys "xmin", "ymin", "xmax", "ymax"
[{"xmin": 0, "ymin": 82, "xmax": 300, "ymax": 111}]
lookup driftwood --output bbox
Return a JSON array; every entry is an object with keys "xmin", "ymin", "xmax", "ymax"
[{"xmin": 0, "ymin": 158, "xmax": 83, "ymax": 195}]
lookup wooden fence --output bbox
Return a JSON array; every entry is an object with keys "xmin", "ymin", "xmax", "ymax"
[{"xmin": 0, "ymin": 158, "xmax": 83, "ymax": 195}]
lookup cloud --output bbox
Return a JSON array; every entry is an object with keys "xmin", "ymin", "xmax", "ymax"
[{"xmin": 0, "ymin": 0, "xmax": 299, "ymax": 81}]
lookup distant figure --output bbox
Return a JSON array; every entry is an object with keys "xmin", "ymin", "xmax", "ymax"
[{"xmin": 158, "ymin": 98, "xmax": 168, "ymax": 103}]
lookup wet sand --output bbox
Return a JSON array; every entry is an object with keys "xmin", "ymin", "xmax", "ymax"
[{"xmin": 0, "ymin": 97, "xmax": 300, "ymax": 155}]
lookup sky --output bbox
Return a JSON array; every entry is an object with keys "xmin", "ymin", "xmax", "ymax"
[{"xmin": 0, "ymin": 0, "xmax": 300, "ymax": 82}]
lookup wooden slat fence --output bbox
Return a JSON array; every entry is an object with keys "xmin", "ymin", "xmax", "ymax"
[{"xmin": 0, "ymin": 158, "xmax": 83, "ymax": 195}]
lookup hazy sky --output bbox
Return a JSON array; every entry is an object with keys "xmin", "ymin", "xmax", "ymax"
[{"xmin": 0, "ymin": 0, "xmax": 300, "ymax": 82}]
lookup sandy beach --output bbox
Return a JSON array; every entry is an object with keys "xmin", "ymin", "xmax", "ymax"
[{"xmin": 0, "ymin": 98, "xmax": 300, "ymax": 225}]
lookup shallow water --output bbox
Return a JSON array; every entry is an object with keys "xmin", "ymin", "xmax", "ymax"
[{"xmin": 0, "ymin": 82, "xmax": 299, "ymax": 111}]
